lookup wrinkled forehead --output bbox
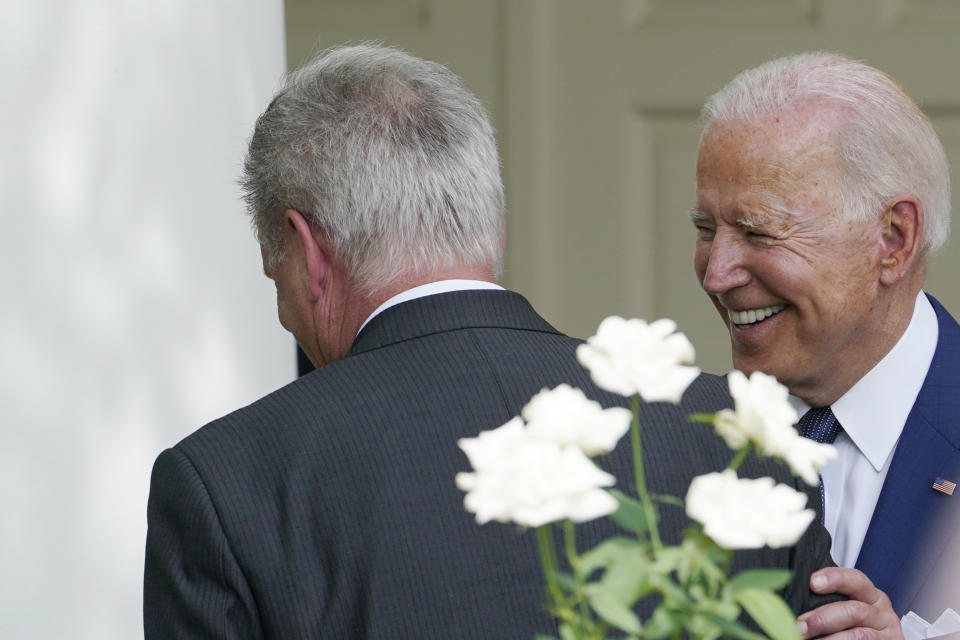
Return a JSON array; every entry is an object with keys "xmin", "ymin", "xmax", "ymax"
[{"xmin": 697, "ymin": 107, "xmax": 844, "ymax": 191}]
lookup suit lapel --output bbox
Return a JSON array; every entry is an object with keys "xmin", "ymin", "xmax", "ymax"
[{"xmin": 855, "ymin": 295, "xmax": 960, "ymax": 616}]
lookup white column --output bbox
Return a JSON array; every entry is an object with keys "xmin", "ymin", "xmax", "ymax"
[{"xmin": 0, "ymin": 1, "xmax": 290, "ymax": 637}]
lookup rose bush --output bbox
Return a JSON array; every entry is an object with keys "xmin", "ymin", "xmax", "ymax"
[{"xmin": 457, "ymin": 315, "xmax": 836, "ymax": 640}]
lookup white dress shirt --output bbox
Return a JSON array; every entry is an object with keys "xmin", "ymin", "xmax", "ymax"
[
  {"xmin": 789, "ymin": 291, "xmax": 938, "ymax": 567},
  {"xmin": 356, "ymin": 279, "xmax": 504, "ymax": 337}
]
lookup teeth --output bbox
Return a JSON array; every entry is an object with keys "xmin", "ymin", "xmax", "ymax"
[{"xmin": 729, "ymin": 304, "xmax": 785, "ymax": 326}]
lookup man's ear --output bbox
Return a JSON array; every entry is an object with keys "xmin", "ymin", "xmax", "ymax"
[
  {"xmin": 878, "ymin": 195, "xmax": 923, "ymax": 287},
  {"xmin": 283, "ymin": 209, "xmax": 329, "ymax": 301}
]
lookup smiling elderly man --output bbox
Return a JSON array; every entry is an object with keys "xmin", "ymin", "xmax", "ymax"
[{"xmin": 692, "ymin": 52, "xmax": 960, "ymax": 624}]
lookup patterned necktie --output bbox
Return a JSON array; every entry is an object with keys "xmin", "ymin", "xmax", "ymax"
[{"xmin": 796, "ymin": 406, "xmax": 841, "ymax": 523}]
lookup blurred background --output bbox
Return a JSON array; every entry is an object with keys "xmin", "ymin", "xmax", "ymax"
[{"xmin": 4, "ymin": 1, "xmax": 960, "ymax": 637}]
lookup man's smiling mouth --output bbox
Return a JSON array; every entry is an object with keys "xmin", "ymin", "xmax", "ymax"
[{"xmin": 729, "ymin": 304, "xmax": 786, "ymax": 327}]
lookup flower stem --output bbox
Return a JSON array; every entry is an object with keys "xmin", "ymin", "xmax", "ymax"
[
  {"xmin": 631, "ymin": 394, "xmax": 662, "ymax": 552},
  {"xmin": 727, "ymin": 441, "xmax": 753, "ymax": 472},
  {"xmin": 536, "ymin": 525, "xmax": 562, "ymax": 605},
  {"xmin": 563, "ymin": 519, "xmax": 579, "ymax": 578},
  {"xmin": 563, "ymin": 520, "xmax": 591, "ymax": 632}
]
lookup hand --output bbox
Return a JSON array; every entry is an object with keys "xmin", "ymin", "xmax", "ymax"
[{"xmin": 797, "ymin": 567, "xmax": 902, "ymax": 639}]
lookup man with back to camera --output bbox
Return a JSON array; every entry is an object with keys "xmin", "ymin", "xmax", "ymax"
[
  {"xmin": 693, "ymin": 51, "xmax": 960, "ymax": 628},
  {"xmin": 144, "ymin": 43, "xmax": 897, "ymax": 638}
]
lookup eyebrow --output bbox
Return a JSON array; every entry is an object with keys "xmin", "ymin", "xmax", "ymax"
[
  {"xmin": 688, "ymin": 208, "xmax": 769, "ymax": 232},
  {"xmin": 735, "ymin": 216, "xmax": 761, "ymax": 230}
]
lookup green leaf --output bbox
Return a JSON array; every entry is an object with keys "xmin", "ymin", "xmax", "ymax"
[
  {"xmin": 688, "ymin": 412, "xmax": 717, "ymax": 424},
  {"xmin": 696, "ymin": 611, "xmax": 770, "ymax": 640},
  {"xmin": 598, "ymin": 549, "xmax": 653, "ymax": 604},
  {"xmin": 646, "ymin": 571, "xmax": 692, "ymax": 606},
  {"xmin": 651, "ymin": 547, "xmax": 686, "ymax": 575},
  {"xmin": 585, "ymin": 583, "xmax": 643, "ymax": 634},
  {"xmin": 650, "ymin": 493, "xmax": 685, "ymax": 508},
  {"xmin": 683, "ymin": 527, "xmax": 733, "ymax": 570},
  {"xmin": 609, "ymin": 490, "xmax": 656, "ymax": 534},
  {"xmin": 688, "ymin": 589, "xmax": 740, "ymax": 621},
  {"xmin": 685, "ymin": 612, "xmax": 724, "ymax": 640},
  {"xmin": 554, "ymin": 571, "xmax": 577, "ymax": 594},
  {"xmin": 558, "ymin": 625, "xmax": 577, "ymax": 640},
  {"xmin": 579, "ymin": 536, "xmax": 643, "ymax": 576},
  {"xmin": 642, "ymin": 606, "xmax": 686, "ymax": 639},
  {"xmin": 736, "ymin": 589, "xmax": 802, "ymax": 640},
  {"xmin": 728, "ymin": 569, "xmax": 793, "ymax": 594},
  {"xmin": 679, "ymin": 536, "xmax": 730, "ymax": 596}
]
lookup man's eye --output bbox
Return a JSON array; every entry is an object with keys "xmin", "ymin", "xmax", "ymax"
[{"xmin": 694, "ymin": 225, "xmax": 715, "ymax": 238}]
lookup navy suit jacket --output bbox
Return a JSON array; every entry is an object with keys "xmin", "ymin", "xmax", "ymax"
[
  {"xmin": 856, "ymin": 295, "xmax": 960, "ymax": 618},
  {"xmin": 143, "ymin": 290, "xmax": 835, "ymax": 639}
]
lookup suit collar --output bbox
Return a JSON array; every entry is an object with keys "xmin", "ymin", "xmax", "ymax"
[
  {"xmin": 347, "ymin": 289, "xmax": 561, "ymax": 357},
  {"xmin": 912, "ymin": 294, "xmax": 960, "ymax": 448},
  {"xmin": 356, "ymin": 280, "xmax": 504, "ymax": 337},
  {"xmin": 856, "ymin": 294, "xmax": 960, "ymax": 616}
]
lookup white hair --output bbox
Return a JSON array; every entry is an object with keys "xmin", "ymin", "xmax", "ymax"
[
  {"xmin": 701, "ymin": 52, "xmax": 951, "ymax": 255},
  {"xmin": 241, "ymin": 43, "xmax": 504, "ymax": 294}
]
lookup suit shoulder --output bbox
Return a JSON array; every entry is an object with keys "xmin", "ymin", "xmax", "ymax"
[
  {"xmin": 170, "ymin": 326, "xmax": 586, "ymax": 467},
  {"xmin": 169, "ymin": 368, "xmax": 343, "ymax": 472},
  {"xmin": 681, "ymin": 372, "xmax": 732, "ymax": 412}
]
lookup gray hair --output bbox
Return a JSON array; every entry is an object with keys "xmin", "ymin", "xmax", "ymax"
[
  {"xmin": 241, "ymin": 43, "xmax": 504, "ymax": 294},
  {"xmin": 701, "ymin": 52, "xmax": 951, "ymax": 256}
]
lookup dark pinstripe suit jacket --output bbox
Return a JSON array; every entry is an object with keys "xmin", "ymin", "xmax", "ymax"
[{"xmin": 143, "ymin": 290, "xmax": 835, "ymax": 639}]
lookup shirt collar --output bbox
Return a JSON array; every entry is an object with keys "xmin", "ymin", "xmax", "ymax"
[
  {"xmin": 356, "ymin": 279, "xmax": 504, "ymax": 336},
  {"xmin": 793, "ymin": 291, "xmax": 937, "ymax": 471}
]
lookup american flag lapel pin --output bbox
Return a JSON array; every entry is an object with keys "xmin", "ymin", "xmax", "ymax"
[{"xmin": 932, "ymin": 477, "xmax": 957, "ymax": 496}]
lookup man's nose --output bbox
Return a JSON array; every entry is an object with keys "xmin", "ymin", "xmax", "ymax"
[{"xmin": 700, "ymin": 233, "xmax": 750, "ymax": 294}]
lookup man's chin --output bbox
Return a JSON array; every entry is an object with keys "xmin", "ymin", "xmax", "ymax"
[{"xmin": 730, "ymin": 351, "xmax": 773, "ymax": 379}]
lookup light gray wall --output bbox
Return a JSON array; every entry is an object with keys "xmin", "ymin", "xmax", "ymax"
[{"xmin": 1, "ymin": 1, "xmax": 291, "ymax": 637}]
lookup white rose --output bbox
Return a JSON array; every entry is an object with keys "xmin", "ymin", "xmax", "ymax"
[
  {"xmin": 576, "ymin": 316, "xmax": 700, "ymax": 403},
  {"xmin": 717, "ymin": 370, "xmax": 836, "ymax": 486},
  {"xmin": 723, "ymin": 370, "xmax": 799, "ymax": 448},
  {"xmin": 457, "ymin": 416, "xmax": 528, "ymax": 472},
  {"xmin": 713, "ymin": 408, "xmax": 749, "ymax": 450},
  {"xmin": 779, "ymin": 436, "xmax": 839, "ymax": 487},
  {"xmin": 685, "ymin": 470, "xmax": 815, "ymax": 549},
  {"xmin": 522, "ymin": 384, "xmax": 632, "ymax": 456},
  {"xmin": 456, "ymin": 420, "xmax": 618, "ymax": 527}
]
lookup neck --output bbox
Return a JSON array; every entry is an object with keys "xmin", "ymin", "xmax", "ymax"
[
  {"xmin": 798, "ymin": 283, "xmax": 922, "ymax": 406},
  {"xmin": 364, "ymin": 267, "xmax": 497, "ymax": 313},
  {"xmin": 323, "ymin": 267, "xmax": 498, "ymax": 363}
]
